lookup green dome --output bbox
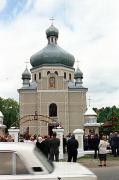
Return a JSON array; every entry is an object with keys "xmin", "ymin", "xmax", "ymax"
[
  {"xmin": 30, "ymin": 25, "xmax": 75, "ymax": 68},
  {"xmin": 22, "ymin": 68, "xmax": 31, "ymax": 80},
  {"xmin": 30, "ymin": 44, "xmax": 75, "ymax": 67},
  {"xmin": 74, "ymin": 67, "xmax": 83, "ymax": 79},
  {"xmin": 46, "ymin": 25, "xmax": 59, "ymax": 38}
]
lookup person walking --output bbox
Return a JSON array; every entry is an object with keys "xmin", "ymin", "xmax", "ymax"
[
  {"xmin": 67, "ymin": 134, "xmax": 79, "ymax": 162},
  {"xmin": 49, "ymin": 132, "xmax": 60, "ymax": 162},
  {"xmin": 98, "ymin": 135, "xmax": 109, "ymax": 166}
]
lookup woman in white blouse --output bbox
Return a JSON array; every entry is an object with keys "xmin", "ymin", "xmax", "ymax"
[{"xmin": 98, "ymin": 135, "xmax": 109, "ymax": 166}]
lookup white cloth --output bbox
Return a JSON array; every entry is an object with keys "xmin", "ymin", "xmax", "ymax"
[{"xmin": 99, "ymin": 140, "xmax": 109, "ymax": 154}]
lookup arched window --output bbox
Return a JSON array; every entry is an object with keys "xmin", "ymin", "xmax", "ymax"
[
  {"xmin": 34, "ymin": 74, "xmax": 36, "ymax": 81},
  {"xmin": 64, "ymin": 72, "xmax": 66, "ymax": 79},
  {"xmin": 47, "ymin": 71, "xmax": 50, "ymax": 75},
  {"xmin": 55, "ymin": 71, "xmax": 58, "ymax": 76},
  {"xmin": 49, "ymin": 103, "xmax": 57, "ymax": 117},
  {"xmin": 39, "ymin": 72, "xmax": 41, "ymax": 79},
  {"xmin": 69, "ymin": 73, "xmax": 71, "ymax": 80},
  {"xmin": 51, "ymin": 37, "xmax": 53, "ymax": 43}
]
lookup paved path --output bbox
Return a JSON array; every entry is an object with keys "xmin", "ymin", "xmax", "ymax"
[
  {"xmin": 91, "ymin": 166, "xmax": 119, "ymax": 180},
  {"xmin": 63, "ymin": 153, "xmax": 119, "ymax": 179},
  {"xmin": 78, "ymin": 158, "xmax": 119, "ymax": 180}
]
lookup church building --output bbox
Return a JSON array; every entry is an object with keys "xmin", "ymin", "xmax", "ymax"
[{"xmin": 18, "ymin": 23, "xmax": 88, "ymax": 136}]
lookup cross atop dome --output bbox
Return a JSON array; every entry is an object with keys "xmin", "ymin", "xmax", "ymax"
[
  {"xmin": 24, "ymin": 61, "xmax": 29, "ymax": 68},
  {"xmin": 88, "ymin": 96, "xmax": 92, "ymax": 107},
  {"xmin": 49, "ymin": 17, "xmax": 55, "ymax": 25},
  {"xmin": 75, "ymin": 59, "xmax": 80, "ymax": 68}
]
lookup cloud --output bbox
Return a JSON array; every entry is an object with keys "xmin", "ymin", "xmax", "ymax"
[
  {"xmin": 0, "ymin": 0, "xmax": 119, "ymax": 108},
  {"xmin": 0, "ymin": 0, "xmax": 6, "ymax": 12}
]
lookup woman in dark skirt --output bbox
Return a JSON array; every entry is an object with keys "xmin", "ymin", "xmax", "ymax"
[{"xmin": 98, "ymin": 136, "xmax": 109, "ymax": 166}]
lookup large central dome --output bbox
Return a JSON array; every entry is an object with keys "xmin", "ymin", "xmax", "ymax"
[{"xmin": 30, "ymin": 24, "xmax": 75, "ymax": 68}]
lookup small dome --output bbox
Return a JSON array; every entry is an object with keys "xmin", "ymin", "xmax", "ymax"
[
  {"xmin": 46, "ymin": 25, "xmax": 59, "ymax": 38},
  {"xmin": 74, "ymin": 67, "xmax": 83, "ymax": 79},
  {"xmin": 22, "ymin": 68, "xmax": 31, "ymax": 80}
]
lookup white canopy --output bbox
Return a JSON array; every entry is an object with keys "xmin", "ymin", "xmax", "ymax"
[{"xmin": 84, "ymin": 106, "xmax": 97, "ymax": 116}]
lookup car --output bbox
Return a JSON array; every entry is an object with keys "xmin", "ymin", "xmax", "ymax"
[{"xmin": 0, "ymin": 142, "xmax": 97, "ymax": 180}]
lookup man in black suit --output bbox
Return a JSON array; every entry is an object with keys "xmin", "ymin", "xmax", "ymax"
[
  {"xmin": 67, "ymin": 134, "xmax": 79, "ymax": 162},
  {"xmin": 40, "ymin": 135, "xmax": 50, "ymax": 158},
  {"xmin": 49, "ymin": 132, "xmax": 60, "ymax": 161},
  {"xmin": 112, "ymin": 132, "xmax": 119, "ymax": 157}
]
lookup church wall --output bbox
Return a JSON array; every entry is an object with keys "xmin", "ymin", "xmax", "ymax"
[
  {"xmin": 58, "ymin": 101, "xmax": 69, "ymax": 135},
  {"xmin": 19, "ymin": 90, "xmax": 37, "ymax": 134},
  {"xmin": 36, "ymin": 90, "xmax": 69, "ymax": 135},
  {"xmin": 37, "ymin": 76, "xmax": 65, "ymax": 90},
  {"xmin": 68, "ymin": 90, "xmax": 87, "ymax": 133},
  {"xmin": 19, "ymin": 91, "xmax": 37, "ymax": 117},
  {"xmin": 19, "ymin": 85, "xmax": 87, "ymax": 136},
  {"xmin": 31, "ymin": 66, "xmax": 74, "ymax": 82}
]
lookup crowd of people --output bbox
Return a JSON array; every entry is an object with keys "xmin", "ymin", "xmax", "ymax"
[
  {"xmin": 0, "ymin": 130, "xmax": 119, "ymax": 165},
  {"xmin": 21, "ymin": 132, "xmax": 79, "ymax": 162},
  {"xmin": 84, "ymin": 132, "xmax": 119, "ymax": 157},
  {"xmin": 108, "ymin": 131, "xmax": 119, "ymax": 157},
  {"xmin": 0, "ymin": 134, "xmax": 14, "ymax": 142},
  {"xmin": 83, "ymin": 131, "xmax": 119, "ymax": 166}
]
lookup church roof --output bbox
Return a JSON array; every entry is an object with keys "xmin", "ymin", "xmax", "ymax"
[
  {"xmin": 84, "ymin": 106, "xmax": 97, "ymax": 116},
  {"xmin": 19, "ymin": 81, "xmax": 37, "ymax": 90},
  {"xmin": 30, "ymin": 25, "xmax": 75, "ymax": 68}
]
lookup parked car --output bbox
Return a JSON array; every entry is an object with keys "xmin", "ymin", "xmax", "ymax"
[{"xmin": 0, "ymin": 142, "xmax": 97, "ymax": 180}]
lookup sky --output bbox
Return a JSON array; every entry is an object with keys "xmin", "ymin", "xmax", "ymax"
[{"xmin": 0, "ymin": 0, "xmax": 119, "ymax": 109}]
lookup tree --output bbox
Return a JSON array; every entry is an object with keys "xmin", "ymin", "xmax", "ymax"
[
  {"xmin": 0, "ymin": 97, "xmax": 19, "ymax": 131},
  {"xmin": 97, "ymin": 106, "xmax": 119, "ymax": 133}
]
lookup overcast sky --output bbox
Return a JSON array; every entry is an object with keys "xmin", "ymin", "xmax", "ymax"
[{"xmin": 0, "ymin": 0, "xmax": 119, "ymax": 108}]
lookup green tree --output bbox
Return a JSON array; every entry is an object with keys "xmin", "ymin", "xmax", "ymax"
[
  {"xmin": 97, "ymin": 106, "xmax": 119, "ymax": 133},
  {"xmin": 0, "ymin": 97, "xmax": 19, "ymax": 130}
]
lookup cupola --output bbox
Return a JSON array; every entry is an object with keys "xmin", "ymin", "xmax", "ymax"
[
  {"xmin": 30, "ymin": 24, "xmax": 75, "ymax": 68},
  {"xmin": 22, "ymin": 67, "xmax": 31, "ymax": 86},
  {"xmin": 74, "ymin": 67, "xmax": 83, "ymax": 86}
]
